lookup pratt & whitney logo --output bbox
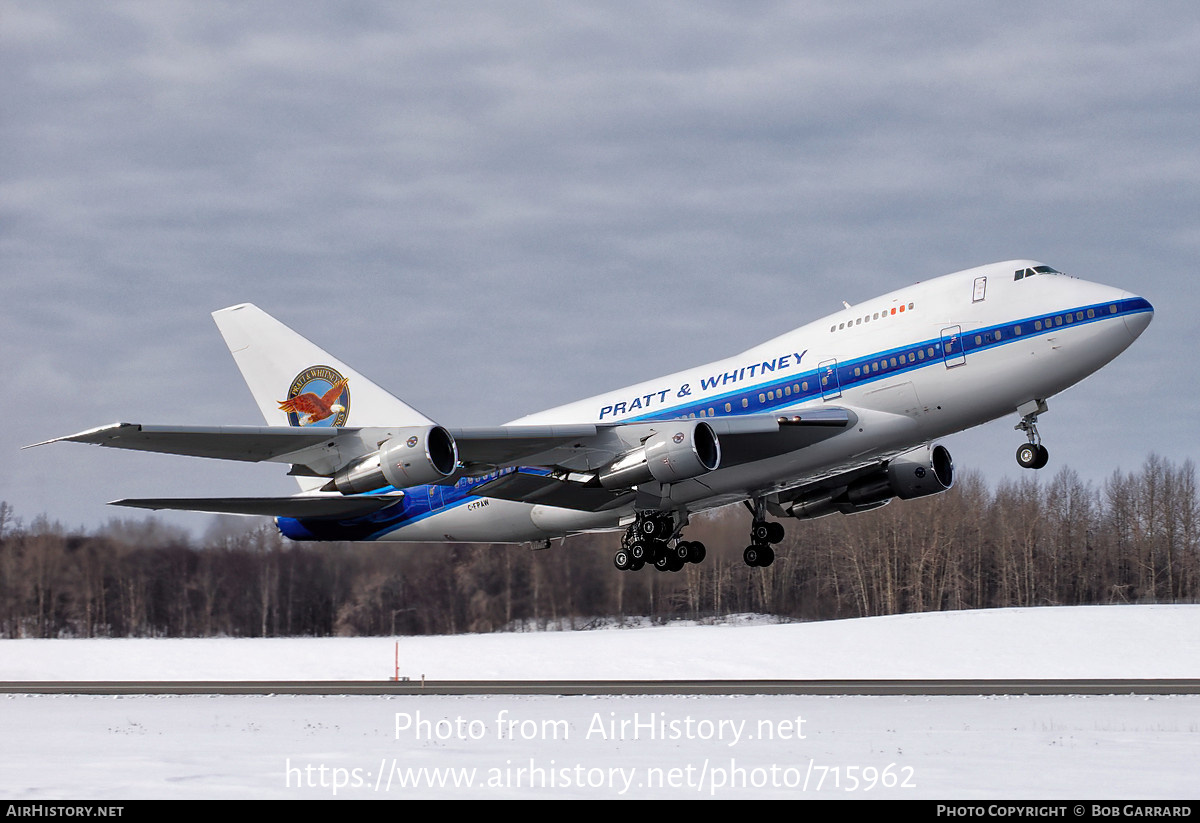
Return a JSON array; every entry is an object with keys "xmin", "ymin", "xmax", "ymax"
[{"xmin": 279, "ymin": 365, "xmax": 350, "ymax": 427}]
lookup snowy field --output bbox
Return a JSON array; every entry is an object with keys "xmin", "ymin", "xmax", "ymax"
[{"xmin": 1, "ymin": 606, "xmax": 1197, "ymax": 799}]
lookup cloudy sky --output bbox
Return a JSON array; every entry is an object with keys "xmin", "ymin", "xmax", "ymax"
[{"xmin": 3, "ymin": 1, "xmax": 1196, "ymax": 534}]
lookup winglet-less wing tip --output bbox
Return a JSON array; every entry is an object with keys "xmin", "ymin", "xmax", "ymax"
[{"xmin": 22, "ymin": 422, "xmax": 130, "ymax": 450}]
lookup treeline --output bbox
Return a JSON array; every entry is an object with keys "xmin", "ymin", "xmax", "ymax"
[{"xmin": 1, "ymin": 455, "xmax": 1196, "ymax": 638}]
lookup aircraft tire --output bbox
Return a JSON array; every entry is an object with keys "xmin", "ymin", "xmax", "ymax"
[
  {"xmin": 743, "ymin": 545, "xmax": 761, "ymax": 567},
  {"xmin": 1016, "ymin": 443, "xmax": 1040, "ymax": 469},
  {"xmin": 767, "ymin": 521, "xmax": 785, "ymax": 544},
  {"xmin": 687, "ymin": 542, "xmax": 706, "ymax": 564},
  {"xmin": 759, "ymin": 545, "xmax": 775, "ymax": 567},
  {"xmin": 1033, "ymin": 444, "xmax": 1050, "ymax": 469},
  {"xmin": 654, "ymin": 552, "xmax": 673, "ymax": 571},
  {"xmin": 613, "ymin": 549, "xmax": 632, "ymax": 571}
]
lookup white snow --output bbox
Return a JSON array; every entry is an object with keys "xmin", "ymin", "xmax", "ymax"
[{"xmin": 1, "ymin": 606, "xmax": 1197, "ymax": 799}]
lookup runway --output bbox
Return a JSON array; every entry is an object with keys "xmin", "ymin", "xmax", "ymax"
[{"xmin": 3, "ymin": 679, "xmax": 1199, "ymax": 695}]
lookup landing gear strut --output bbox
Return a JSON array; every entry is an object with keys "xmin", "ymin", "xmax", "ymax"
[
  {"xmin": 1015, "ymin": 399, "xmax": 1050, "ymax": 470},
  {"xmin": 613, "ymin": 511, "xmax": 706, "ymax": 573},
  {"xmin": 742, "ymin": 498, "xmax": 785, "ymax": 567}
]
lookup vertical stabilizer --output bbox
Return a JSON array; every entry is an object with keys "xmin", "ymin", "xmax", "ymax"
[{"xmin": 212, "ymin": 304, "xmax": 437, "ymax": 491}]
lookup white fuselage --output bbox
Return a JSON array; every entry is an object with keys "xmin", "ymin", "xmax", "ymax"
[{"xmin": 367, "ymin": 261, "xmax": 1151, "ymax": 543}]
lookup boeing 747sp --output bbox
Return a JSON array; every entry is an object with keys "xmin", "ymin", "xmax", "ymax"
[{"xmin": 33, "ymin": 260, "xmax": 1152, "ymax": 572}]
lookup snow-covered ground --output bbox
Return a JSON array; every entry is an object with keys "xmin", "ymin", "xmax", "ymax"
[{"xmin": 1, "ymin": 606, "xmax": 1197, "ymax": 799}]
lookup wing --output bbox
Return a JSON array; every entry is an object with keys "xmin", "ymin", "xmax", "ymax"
[
  {"xmin": 28, "ymin": 421, "xmax": 610, "ymax": 473},
  {"xmin": 28, "ymin": 423, "xmax": 351, "ymax": 464},
  {"xmin": 458, "ymin": 409, "xmax": 855, "ymax": 512},
  {"xmin": 29, "ymin": 409, "xmax": 854, "ymax": 514}
]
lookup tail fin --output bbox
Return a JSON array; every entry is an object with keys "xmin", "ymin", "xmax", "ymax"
[{"xmin": 213, "ymin": 302, "xmax": 436, "ymax": 431}]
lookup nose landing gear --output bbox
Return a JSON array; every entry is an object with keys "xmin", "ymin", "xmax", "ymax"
[{"xmin": 1015, "ymin": 399, "xmax": 1050, "ymax": 470}]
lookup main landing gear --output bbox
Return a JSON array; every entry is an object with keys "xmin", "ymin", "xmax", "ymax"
[
  {"xmin": 1015, "ymin": 399, "xmax": 1050, "ymax": 470},
  {"xmin": 612, "ymin": 511, "xmax": 706, "ymax": 573},
  {"xmin": 611, "ymin": 504, "xmax": 788, "ymax": 572},
  {"xmin": 742, "ymin": 498, "xmax": 785, "ymax": 567}
]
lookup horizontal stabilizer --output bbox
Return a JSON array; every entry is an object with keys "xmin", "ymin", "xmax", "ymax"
[{"xmin": 111, "ymin": 494, "xmax": 405, "ymax": 519}]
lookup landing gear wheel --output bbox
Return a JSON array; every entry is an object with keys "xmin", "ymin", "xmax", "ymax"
[
  {"xmin": 630, "ymin": 558, "xmax": 645, "ymax": 572},
  {"xmin": 667, "ymin": 553, "xmax": 685, "ymax": 572},
  {"xmin": 1033, "ymin": 444, "xmax": 1049, "ymax": 469},
  {"xmin": 1016, "ymin": 442, "xmax": 1049, "ymax": 469},
  {"xmin": 654, "ymin": 552, "xmax": 673, "ymax": 572},
  {"xmin": 629, "ymin": 541, "xmax": 649, "ymax": 562},
  {"xmin": 743, "ymin": 544, "xmax": 775, "ymax": 567},
  {"xmin": 613, "ymin": 549, "xmax": 632, "ymax": 571},
  {"xmin": 672, "ymin": 541, "xmax": 691, "ymax": 561},
  {"xmin": 686, "ymin": 542, "xmax": 706, "ymax": 564},
  {"xmin": 751, "ymin": 519, "xmax": 786, "ymax": 545}
]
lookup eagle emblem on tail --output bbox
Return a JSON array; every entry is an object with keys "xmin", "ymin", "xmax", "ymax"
[{"xmin": 280, "ymin": 366, "xmax": 350, "ymax": 427}]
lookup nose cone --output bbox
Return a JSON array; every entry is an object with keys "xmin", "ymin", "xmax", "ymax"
[{"xmin": 1122, "ymin": 293, "xmax": 1154, "ymax": 340}]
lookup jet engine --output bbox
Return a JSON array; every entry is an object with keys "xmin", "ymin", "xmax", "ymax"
[
  {"xmin": 326, "ymin": 425, "xmax": 458, "ymax": 494},
  {"xmin": 597, "ymin": 420, "xmax": 721, "ymax": 489},
  {"xmin": 784, "ymin": 444, "xmax": 954, "ymax": 519}
]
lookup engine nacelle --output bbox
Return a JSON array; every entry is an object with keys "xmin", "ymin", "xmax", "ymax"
[
  {"xmin": 328, "ymin": 425, "xmax": 458, "ymax": 494},
  {"xmin": 597, "ymin": 421, "xmax": 721, "ymax": 490},
  {"xmin": 886, "ymin": 443, "xmax": 955, "ymax": 499},
  {"xmin": 785, "ymin": 444, "xmax": 954, "ymax": 519}
]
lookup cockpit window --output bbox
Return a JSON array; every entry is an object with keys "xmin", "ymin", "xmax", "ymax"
[{"xmin": 1014, "ymin": 265, "xmax": 1063, "ymax": 280}]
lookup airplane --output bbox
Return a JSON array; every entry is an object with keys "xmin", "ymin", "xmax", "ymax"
[{"xmin": 32, "ymin": 260, "xmax": 1153, "ymax": 572}]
